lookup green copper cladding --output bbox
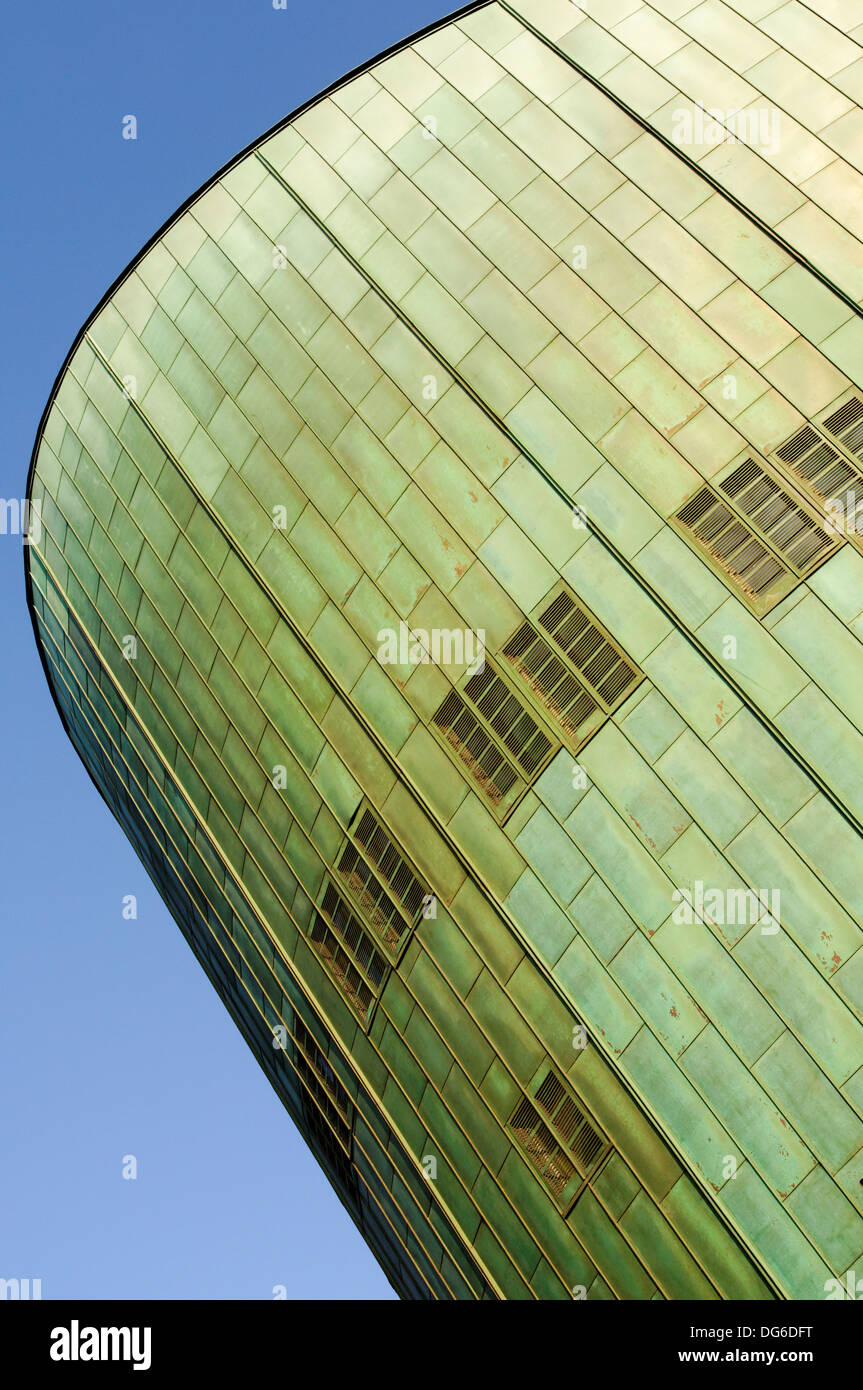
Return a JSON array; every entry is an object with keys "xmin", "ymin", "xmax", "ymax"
[{"xmin": 25, "ymin": 0, "xmax": 863, "ymax": 1299}]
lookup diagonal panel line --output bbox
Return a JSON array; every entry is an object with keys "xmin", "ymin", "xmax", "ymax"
[
  {"xmin": 499, "ymin": 0, "xmax": 863, "ymax": 321},
  {"xmin": 255, "ymin": 148, "xmax": 863, "ymax": 851}
]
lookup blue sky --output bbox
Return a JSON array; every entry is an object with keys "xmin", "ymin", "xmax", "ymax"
[{"xmin": 1, "ymin": 0, "xmax": 448, "ymax": 1300}]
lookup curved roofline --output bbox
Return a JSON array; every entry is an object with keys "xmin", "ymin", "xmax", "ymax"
[
  {"xmin": 22, "ymin": 0, "xmax": 489, "ymax": 734},
  {"xmin": 23, "ymin": 0, "xmax": 490, "ymax": 515},
  {"xmin": 18, "ymin": 2, "xmax": 792, "ymax": 1299},
  {"xmin": 27, "ymin": 0, "xmax": 863, "ymax": 546}
]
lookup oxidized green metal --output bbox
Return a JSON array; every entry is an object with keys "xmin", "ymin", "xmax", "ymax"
[{"xmin": 25, "ymin": 0, "xmax": 863, "ymax": 1299}]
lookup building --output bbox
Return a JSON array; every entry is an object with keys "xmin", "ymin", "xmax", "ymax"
[{"xmin": 25, "ymin": 0, "xmax": 863, "ymax": 1299}]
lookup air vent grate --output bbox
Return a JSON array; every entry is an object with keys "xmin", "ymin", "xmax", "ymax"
[
  {"xmin": 774, "ymin": 421, "xmax": 861, "ymax": 533},
  {"xmin": 431, "ymin": 658, "xmax": 559, "ymax": 815},
  {"xmin": 510, "ymin": 1097, "xmax": 576, "ymax": 1200},
  {"xmin": 572, "ymin": 1123, "xmax": 605, "ymax": 1173},
  {"xmin": 535, "ymin": 591, "xmax": 641, "ymax": 708},
  {"xmin": 310, "ymin": 881, "xmax": 387, "ymax": 1025},
  {"xmin": 304, "ymin": 1106, "xmax": 355, "ymax": 1197},
  {"xmin": 719, "ymin": 457, "xmax": 836, "ymax": 573},
  {"xmin": 352, "ymin": 808, "xmax": 427, "ymax": 921},
  {"xmin": 295, "ymin": 1023, "xmax": 356, "ymax": 1194},
  {"xmin": 432, "ymin": 688, "xmax": 521, "ymax": 809},
  {"xmin": 335, "ymin": 843, "xmax": 407, "ymax": 954},
  {"xmin": 503, "ymin": 618, "xmax": 600, "ymax": 741},
  {"xmin": 294, "ymin": 1017, "xmax": 351, "ymax": 1151},
  {"xmin": 776, "ymin": 424, "xmax": 820, "ymax": 466},
  {"xmin": 508, "ymin": 1068, "xmax": 609, "ymax": 1208},
  {"xmin": 675, "ymin": 484, "xmax": 789, "ymax": 600},
  {"xmin": 823, "ymin": 395, "xmax": 863, "ymax": 460},
  {"xmin": 463, "ymin": 666, "xmax": 554, "ymax": 777}
]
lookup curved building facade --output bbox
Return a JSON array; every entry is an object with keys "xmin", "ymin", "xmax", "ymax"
[{"xmin": 25, "ymin": 0, "xmax": 863, "ymax": 1299}]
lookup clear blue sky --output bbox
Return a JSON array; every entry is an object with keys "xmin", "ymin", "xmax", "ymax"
[{"xmin": 1, "ymin": 0, "xmax": 447, "ymax": 1300}]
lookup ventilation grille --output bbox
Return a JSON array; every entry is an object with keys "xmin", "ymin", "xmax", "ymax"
[
  {"xmin": 719, "ymin": 457, "xmax": 837, "ymax": 573},
  {"xmin": 774, "ymin": 421, "xmax": 860, "ymax": 535},
  {"xmin": 433, "ymin": 689, "xmax": 521, "ymax": 809},
  {"xmin": 462, "ymin": 666, "xmax": 555, "ymax": 776},
  {"xmin": 335, "ymin": 843, "xmax": 407, "ymax": 954},
  {"xmin": 310, "ymin": 882, "xmax": 387, "ymax": 1025},
  {"xmin": 676, "ymin": 483, "xmax": 788, "ymax": 600},
  {"xmin": 776, "ymin": 424, "xmax": 858, "ymax": 498},
  {"xmin": 431, "ymin": 658, "xmax": 559, "ymax": 816},
  {"xmin": 502, "ymin": 587, "xmax": 641, "ymax": 746},
  {"xmin": 823, "ymin": 395, "xmax": 863, "ymax": 463},
  {"xmin": 503, "ymin": 619, "xmax": 600, "ymax": 741},
  {"xmin": 537, "ymin": 591, "xmax": 641, "ymax": 707},
  {"xmin": 352, "ymin": 808, "xmax": 427, "ymax": 922},
  {"xmin": 510, "ymin": 1098, "xmax": 577, "ymax": 1199},
  {"xmin": 508, "ymin": 1070, "xmax": 607, "ymax": 1208},
  {"xmin": 294, "ymin": 1017, "xmax": 351, "ymax": 1152}
]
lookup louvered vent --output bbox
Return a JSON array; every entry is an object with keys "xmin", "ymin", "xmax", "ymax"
[
  {"xmin": 501, "ymin": 587, "xmax": 641, "ymax": 747},
  {"xmin": 510, "ymin": 1097, "xmax": 576, "ymax": 1199},
  {"xmin": 310, "ymin": 881, "xmax": 387, "ymax": 1025},
  {"xmin": 352, "ymin": 808, "xmax": 427, "ymax": 922},
  {"xmin": 774, "ymin": 422, "xmax": 861, "ymax": 535},
  {"xmin": 304, "ymin": 1106, "xmax": 355, "ymax": 1198},
  {"xmin": 463, "ymin": 666, "xmax": 555, "ymax": 776},
  {"xmin": 719, "ymin": 457, "xmax": 837, "ymax": 573},
  {"xmin": 508, "ymin": 1069, "xmax": 608, "ymax": 1208},
  {"xmin": 675, "ymin": 483, "xmax": 789, "ymax": 601},
  {"xmin": 335, "ymin": 843, "xmax": 408, "ymax": 954},
  {"xmin": 503, "ymin": 619, "xmax": 601, "ymax": 742},
  {"xmin": 432, "ymin": 689, "xmax": 521, "ymax": 809},
  {"xmin": 297, "ymin": 1041, "xmax": 356, "ymax": 1195},
  {"xmin": 431, "ymin": 660, "xmax": 559, "ymax": 816},
  {"xmin": 294, "ymin": 1017, "xmax": 351, "ymax": 1152},
  {"xmin": 537, "ymin": 592, "xmax": 640, "ymax": 708},
  {"xmin": 823, "ymin": 395, "xmax": 863, "ymax": 463}
]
